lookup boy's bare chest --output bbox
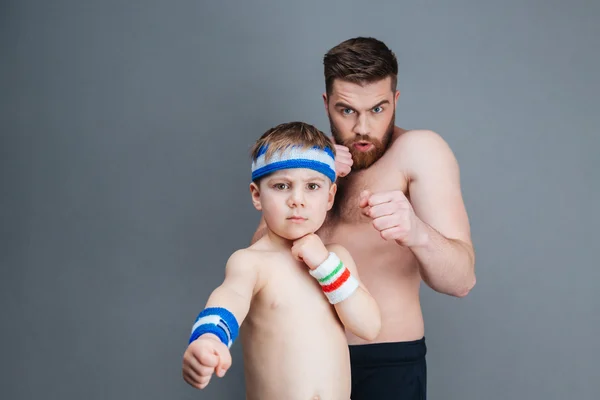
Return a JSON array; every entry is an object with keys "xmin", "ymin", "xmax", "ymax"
[{"xmin": 255, "ymin": 259, "xmax": 332, "ymax": 313}]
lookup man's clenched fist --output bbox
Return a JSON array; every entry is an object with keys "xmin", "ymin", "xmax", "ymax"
[{"xmin": 359, "ymin": 190, "xmax": 427, "ymax": 247}]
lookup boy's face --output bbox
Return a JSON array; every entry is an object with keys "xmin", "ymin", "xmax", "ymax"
[{"xmin": 250, "ymin": 168, "xmax": 337, "ymax": 240}]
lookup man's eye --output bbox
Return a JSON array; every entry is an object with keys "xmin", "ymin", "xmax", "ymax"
[
  {"xmin": 307, "ymin": 183, "xmax": 320, "ymax": 190},
  {"xmin": 372, "ymin": 106, "xmax": 383, "ymax": 113},
  {"xmin": 342, "ymin": 108, "xmax": 354, "ymax": 115},
  {"xmin": 274, "ymin": 183, "xmax": 289, "ymax": 190}
]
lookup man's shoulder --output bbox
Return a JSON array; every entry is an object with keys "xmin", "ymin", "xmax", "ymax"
[
  {"xmin": 387, "ymin": 128, "xmax": 457, "ymax": 173},
  {"xmin": 389, "ymin": 128, "xmax": 450, "ymax": 155}
]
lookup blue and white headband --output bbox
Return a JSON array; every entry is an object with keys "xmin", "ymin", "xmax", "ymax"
[{"xmin": 251, "ymin": 145, "xmax": 336, "ymax": 183}]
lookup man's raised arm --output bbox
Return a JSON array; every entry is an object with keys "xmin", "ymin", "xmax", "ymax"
[
  {"xmin": 250, "ymin": 216, "xmax": 267, "ymax": 245},
  {"xmin": 358, "ymin": 130, "xmax": 475, "ymax": 298},
  {"xmin": 401, "ymin": 130, "xmax": 475, "ymax": 297}
]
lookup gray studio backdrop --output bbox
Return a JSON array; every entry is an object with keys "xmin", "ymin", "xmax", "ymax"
[{"xmin": 1, "ymin": 1, "xmax": 598, "ymax": 399}]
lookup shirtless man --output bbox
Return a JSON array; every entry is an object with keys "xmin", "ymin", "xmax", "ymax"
[
  {"xmin": 252, "ymin": 37, "xmax": 476, "ymax": 399},
  {"xmin": 182, "ymin": 122, "xmax": 381, "ymax": 400}
]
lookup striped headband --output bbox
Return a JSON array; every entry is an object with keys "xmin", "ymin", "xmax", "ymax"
[{"xmin": 251, "ymin": 145, "xmax": 336, "ymax": 183}]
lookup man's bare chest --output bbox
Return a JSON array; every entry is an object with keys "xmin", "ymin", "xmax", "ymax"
[{"xmin": 328, "ymin": 165, "xmax": 408, "ymax": 224}]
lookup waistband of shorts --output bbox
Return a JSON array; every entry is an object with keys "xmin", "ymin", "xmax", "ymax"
[{"xmin": 349, "ymin": 337, "xmax": 427, "ymax": 365}]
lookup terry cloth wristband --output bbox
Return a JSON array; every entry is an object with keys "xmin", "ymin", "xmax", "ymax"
[
  {"xmin": 251, "ymin": 145, "xmax": 336, "ymax": 183},
  {"xmin": 309, "ymin": 252, "xmax": 359, "ymax": 304},
  {"xmin": 189, "ymin": 307, "xmax": 239, "ymax": 348}
]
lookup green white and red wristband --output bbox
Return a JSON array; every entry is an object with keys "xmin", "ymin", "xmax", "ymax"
[{"xmin": 309, "ymin": 252, "xmax": 359, "ymax": 304}]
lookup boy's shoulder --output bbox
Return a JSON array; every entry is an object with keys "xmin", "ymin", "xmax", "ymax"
[
  {"xmin": 225, "ymin": 245, "xmax": 282, "ymax": 269},
  {"xmin": 226, "ymin": 247, "xmax": 258, "ymax": 267}
]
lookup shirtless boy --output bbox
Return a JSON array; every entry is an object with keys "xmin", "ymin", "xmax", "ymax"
[{"xmin": 182, "ymin": 121, "xmax": 381, "ymax": 400}]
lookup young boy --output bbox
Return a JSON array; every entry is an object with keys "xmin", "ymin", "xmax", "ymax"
[{"xmin": 181, "ymin": 122, "xmax": 381, "ymax": 400}]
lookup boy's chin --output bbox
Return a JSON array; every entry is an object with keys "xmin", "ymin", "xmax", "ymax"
[{"xmin": 279, "ymin": 228, "xmax": 319, "ymax": 241}]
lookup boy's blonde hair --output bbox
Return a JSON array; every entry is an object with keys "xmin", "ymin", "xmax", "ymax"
[{"xmin": 250, "ymin": 122, "xmax": 336, "ymax": 163}]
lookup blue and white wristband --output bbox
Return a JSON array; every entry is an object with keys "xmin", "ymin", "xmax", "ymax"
[{"xmin": 189, "ymin": 307, "xmax": 239, "ymax": 348}]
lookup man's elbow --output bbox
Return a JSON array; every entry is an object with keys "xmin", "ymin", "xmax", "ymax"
[
  {"xmin": 455, "ymin": 244, "xmax": 476, "ymax": 298},
  {"xmin": 454, "ymin": 274, "xmax": 476, "ymax": 298}
]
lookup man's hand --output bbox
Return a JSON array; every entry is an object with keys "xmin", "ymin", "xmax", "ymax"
[
  {"xmin": 182, "ymin": 334, "xmax": 232, "ymax": 390},
  {"xmin": 291, "ymin": 233, "xmax": 330, "ymax": 270},
  {"xmin": 359, "ymin": 190, "xmax": 428, "ymax": 247},
  {"xmin": 329, "ymin": 136, "xmax": 353, "ymax": 178}
]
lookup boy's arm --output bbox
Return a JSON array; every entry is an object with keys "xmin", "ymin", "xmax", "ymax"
[
  {"xmin": 250, "ymin": 216, "xmax": 267, "ymax": 245},
  {"xmin": 326, "ymin": 244, "xmax": 381, "ymax": 341},
  {"xmin": 201, "ymin": 250, "xmax": 257, "ymax": 322},
  {"xmin": 182, "ymin": 250, "xmax": 257, "ymax": 389}
]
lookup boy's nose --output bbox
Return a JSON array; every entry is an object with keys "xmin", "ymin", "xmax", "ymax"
[{"xmin": 288, "ymin": 189, "xmax": 305, "ymax": 207}]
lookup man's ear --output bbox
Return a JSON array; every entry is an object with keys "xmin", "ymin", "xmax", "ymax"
[
  {"xmin": 326, "ymin": 182, "xmax": 337, "ymax": 211},
  {"xmin": 249, "ymin": 182, "xmax": 262, "ymax": 211},
  {"xmin": 322, "ymin": 92, "xmax": 329, "ymax": 112},
  {"xmin": 394, "ymin": 89, "xmax": 400, "ymax": 106}
]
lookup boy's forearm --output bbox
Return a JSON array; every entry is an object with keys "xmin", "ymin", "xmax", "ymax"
[
  {"xmin": 334, "ymin": 288, "xmax": 381, "ymax": 341},
  {"xmin": 204, "ymin": 285, "xmax": 252, "ymax": 324},
  {"xmin": 310, "ymin": 246, "xmax": 381, "ymax": 341}
]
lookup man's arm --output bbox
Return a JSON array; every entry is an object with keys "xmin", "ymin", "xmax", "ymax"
[
  {"xmin": 326, "ymin": 244, "xmax": 381, "ymax": 340},
  {"xmin": 250, "ymin": 216, "xmax": 267, "ymax": 245},
  {"xmin": 400, "ymin": 130, "xmax": 475, "ymax": 297}
]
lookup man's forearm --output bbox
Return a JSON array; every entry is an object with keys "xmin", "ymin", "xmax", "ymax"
[{"xmin": 405, "ymin": 219, "xmax": 476, "ymax": 297}]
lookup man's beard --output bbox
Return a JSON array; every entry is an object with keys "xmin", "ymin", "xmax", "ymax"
[{"xmin": 329, "ymin": 111, "xmax": 395, "ymax": 170}]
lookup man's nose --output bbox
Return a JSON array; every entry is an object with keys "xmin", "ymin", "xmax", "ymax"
[{"xmin": 353, "ymin": 114, "xmax": 370, "ymax": 136}]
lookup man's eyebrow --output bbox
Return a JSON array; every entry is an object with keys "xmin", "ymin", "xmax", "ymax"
[
  {"xmin": 334, "ymin": 99, "xmax": 390, "ymax": 110},
  {"xmin": 334, "ymin": 101, "xmax": 354, "ymax": 109},
  {"xmin": 370, "ymin": 99, "xmax": 390, "ymax": 109}
]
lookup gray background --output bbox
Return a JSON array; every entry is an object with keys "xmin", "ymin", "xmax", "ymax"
[{"xmin": 1, "ymin": 0, "xmax": 598, "ymax": 399}]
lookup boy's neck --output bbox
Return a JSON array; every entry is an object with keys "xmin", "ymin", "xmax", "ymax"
[{"xmin": 264, "ymin": 228, "xmax": 294, "ymax": 251}]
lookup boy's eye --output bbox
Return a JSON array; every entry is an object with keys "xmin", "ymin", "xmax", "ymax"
[
  {"xmin": 307, "ymin": 183, "xmax": 320, "ymax": 190},
  {"xmin": 274, "ymin": 183, "xmax": 289, "ymax": 190}
]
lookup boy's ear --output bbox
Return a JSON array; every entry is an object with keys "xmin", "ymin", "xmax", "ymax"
[
  {"xmin": 250, "ymin": 182, "xmax": 262, "ymax": 211},
  {"xmin": 326, "ymin": 182, "xmax": 337, "ymax": 211}
]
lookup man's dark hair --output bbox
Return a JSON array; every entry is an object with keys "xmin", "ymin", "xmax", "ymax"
[{"xmin": 323, "ymin": 37, "xmax": 398, "ymax": 95}]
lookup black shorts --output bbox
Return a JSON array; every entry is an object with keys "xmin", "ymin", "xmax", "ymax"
[{"xmin": 349, "ymin": 337, "xmax": 427, "ymax": 400}]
